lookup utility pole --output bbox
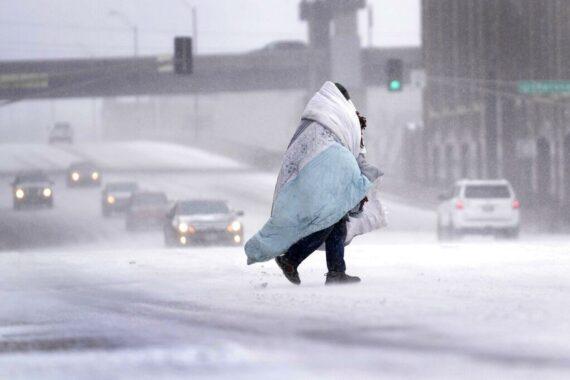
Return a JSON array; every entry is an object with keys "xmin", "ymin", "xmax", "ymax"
[
  {"xmin": 179, "ymin": 1, "xmax": 200, "ymax": 140},
  {"xmin": 368, "ymin": 4, "xmax": 374, "ymax": 47},
  {"xmin": 108, "ymin": 10, "xmax": 138, "ymax": 57},
  {"xmin": 133, "ymin": 25, "xmax": 139, "ymax": 57},
  {"xmin": 192, "ymin": 6, "xmax": 198, "ymax": 54}
]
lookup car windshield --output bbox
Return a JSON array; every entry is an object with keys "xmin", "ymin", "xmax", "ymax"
[
  {"xmin": 177, "ymin": 201, "xmax": 229, "ymax": 215},
  {"xmin": 107, "ymin": 183, "xmax": 137, "ymax": 192},
  {"xmin": 465, "ymin": 185, "xmax": 511, "ymax": 199},
  {"xmin": 15, "ymin": 171, "xmax": 49, "ymax": 183},
  {"xmin": 71, "ymin": 163, "xmax": 97, "ymax": 171},
  {"xmin": 133, "ymin": 193, "xmax": 167, "ymax": 205}
]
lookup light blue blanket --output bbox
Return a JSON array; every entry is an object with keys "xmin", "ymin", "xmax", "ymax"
[{"xmin": 245, "ymin": 143, "xmax": 371, "ymax": 264}]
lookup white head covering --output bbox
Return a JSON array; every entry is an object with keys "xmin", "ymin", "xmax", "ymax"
[{"xmin": 301, "ymin": 81, "xmax": 361, "ymax": 157}]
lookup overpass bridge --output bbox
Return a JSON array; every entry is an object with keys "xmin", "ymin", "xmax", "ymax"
[{"xmin": 0, "ymin": 47, "xmax": 421, "ymax": 101}]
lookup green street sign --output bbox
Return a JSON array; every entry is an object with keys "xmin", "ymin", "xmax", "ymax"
[{"xmin": 518, "ymin": 81, "xmax": 570, "ymax": 94}]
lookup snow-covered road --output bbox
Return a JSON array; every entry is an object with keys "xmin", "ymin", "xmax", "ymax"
[
  {"xmin": 2, "ymin": 239, "xmax": 570, "ymax": 379},
  {"xmin": 1, "ymin": 142, "xmax": 569, "ymax": 379}
]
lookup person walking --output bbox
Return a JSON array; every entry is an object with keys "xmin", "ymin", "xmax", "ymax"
[{"xmin": 245, "ymin": 81, "xmax": 383, "ymax": 285}]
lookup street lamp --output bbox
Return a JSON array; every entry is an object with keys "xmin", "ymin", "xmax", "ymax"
[
  {"xmin": 108, "ymin": 10, "xmax": 138, "ymax": 57},
  {"xmin": 179, "ymin": 0, "xmax": 198, "ymax": 54}
]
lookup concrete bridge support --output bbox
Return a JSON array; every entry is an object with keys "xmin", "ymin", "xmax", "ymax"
[{"xmin": 300, "ymin": 0, "xmax": 365, "ymax": 98}]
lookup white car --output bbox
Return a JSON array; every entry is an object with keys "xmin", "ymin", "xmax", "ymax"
[{"xmin": 437, "ymin": 179, "xmax": 520, "ymax": 240}]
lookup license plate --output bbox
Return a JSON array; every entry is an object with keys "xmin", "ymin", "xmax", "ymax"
[
  {"xmin": 203, "ymin": 233, "xmax": 219, "ymax": 241},
  {"xmin": 482, "ymin": 205, "xmax": 495, "ymax": 212}
]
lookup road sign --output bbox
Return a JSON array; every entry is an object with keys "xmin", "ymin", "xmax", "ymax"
[{"xmin": 518, "ymin": 81, "xmax": 570, "ymax": 94}]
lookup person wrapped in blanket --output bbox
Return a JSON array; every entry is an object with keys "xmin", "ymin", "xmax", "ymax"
[{"xmin": 244, "ymin": 82, "xmax": 386, "ymax": 285}]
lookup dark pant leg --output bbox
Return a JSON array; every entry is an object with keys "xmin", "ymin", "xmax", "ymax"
[
  {"xmin": 325, "ymin": 217, "xmax": 347, "ymax": 272},
  {"xmin": 284, "ymin": 225, "xmax": 334, "ymax": 268}
]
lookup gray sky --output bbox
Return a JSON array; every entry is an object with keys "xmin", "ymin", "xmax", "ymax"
[{"xmin": 0, "ymin": 0, "xmax": 420, "ymax": 60}]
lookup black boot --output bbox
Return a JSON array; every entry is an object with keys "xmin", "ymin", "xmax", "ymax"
[
  {"xmin": 325, "ymin": 271, "xmax": 361, "ymax": 285},
  {"xmin": 275, "ymin": 256, "xmax": 301, "ymax": 285}
]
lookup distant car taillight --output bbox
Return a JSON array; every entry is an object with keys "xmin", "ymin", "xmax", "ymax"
[
  {"xmin": 455, "ymin": 200, "xmax": 464, "ymax": 210},
  {"xmin": 512, "ymin": 200, "xmax": 521, "ymax": 209}
]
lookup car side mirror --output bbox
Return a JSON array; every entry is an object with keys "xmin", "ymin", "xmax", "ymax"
[{"xmin": 236, "ymin": 210, "xmax": 244, "ymax": 217}]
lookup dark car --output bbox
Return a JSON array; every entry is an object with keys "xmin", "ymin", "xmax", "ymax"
[
  {"xmin": 125, "ymin": 191, "xmax": 169, "ymax": 231},
  {"xmin": 67, "ymin": 161, "xmax": 101, "ymax": 187},
  {"xmin": 11, "ymin": 170, "xmax": 54, "ymax": 210},
  {"xmin": 48, "ymin": 122, "xmax": 73, "ymax": 144},
  {"xmin": 256, "ymin": 40, "xmax": 307, "ymax": 53},
  {"xmin": 164, "ymin": 200, "xmax": 244, "ymax": 247},
  {"xmin": 101, "ymin": 182, "xmax": 139, "ymax": 217}
]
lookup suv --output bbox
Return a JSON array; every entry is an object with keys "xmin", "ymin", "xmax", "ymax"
[
  {"xmin": 48, "ymin": 122, "xmax": 73, "ymax": 144},
  {"xmin": 164, "ymin": 200, "xmax": 244, "ymax": 246},
  {"xmin": 11, "ymin": 170, "xmax": 54, "ymax": 210},
  {"xmin": 437, "ymin": 179, "xmax": 520, "ymax": 240}
]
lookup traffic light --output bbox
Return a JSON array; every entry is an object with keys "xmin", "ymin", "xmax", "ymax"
[
  {"xmin": 174, "ymin": 37, "xmax": 193, "ymax": 75},
  {"xmin": 386, "ymin": 58, "xmax": 403, "ymax": 92}
]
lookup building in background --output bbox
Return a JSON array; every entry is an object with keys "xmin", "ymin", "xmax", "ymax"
[{"xmin": 420, "ymin": 0, "xmax": 570, "ymax": 218}]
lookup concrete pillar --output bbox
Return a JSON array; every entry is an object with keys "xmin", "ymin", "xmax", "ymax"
[
  {"xmin": 330, "ymin": 8, "xmax": 362, "ymax": 91},
  {"xmin": 300, "ymin": 0, "xmax": 365, "ymax": 98}
]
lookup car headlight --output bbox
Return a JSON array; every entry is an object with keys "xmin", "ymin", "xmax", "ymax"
[
  {"xmin": 178, "ymin": 223, "xmax": 195, "ymax": 234},
  {"xmin": 91, "ymin": 172, "xmax": 99, "ymax": 180},
  {"xmin": 178, "ymin": 222, "xmax": 189, "ymax": 233},
  {"xmin": 233, "ymin": 235, "xmax": 241, "ymax": 243},
  {"xmin": 227, "ymin": 220, "xmax": 241, "ymax": 232},
  {"xmin": 107, "ymin": 195, "xmax": 115, "ymax": 204},
  {"xmin": 43, "ymin": 188, "xmax": 52, "ymax": 197},
  {"xmin": 15, "ymin": 188, "xmax": 25, "ymax": 199},
  {"xmin": 71, "ymin": 172, "xmax": 80, "ymax": 181}
]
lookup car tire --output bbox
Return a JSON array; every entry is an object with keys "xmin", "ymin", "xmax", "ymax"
[
  {"xmin": 164, "ymin": 229, "xmax": 175, "ymax": 247},
  {"xmin": 500, "ymin": 227, "xmax": 519, "ymax": 240}
]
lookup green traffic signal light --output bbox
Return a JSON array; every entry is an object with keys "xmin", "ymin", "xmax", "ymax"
[{"xmin": 389, "ymin": 80, "xmax": 402, "ymax": 91}]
